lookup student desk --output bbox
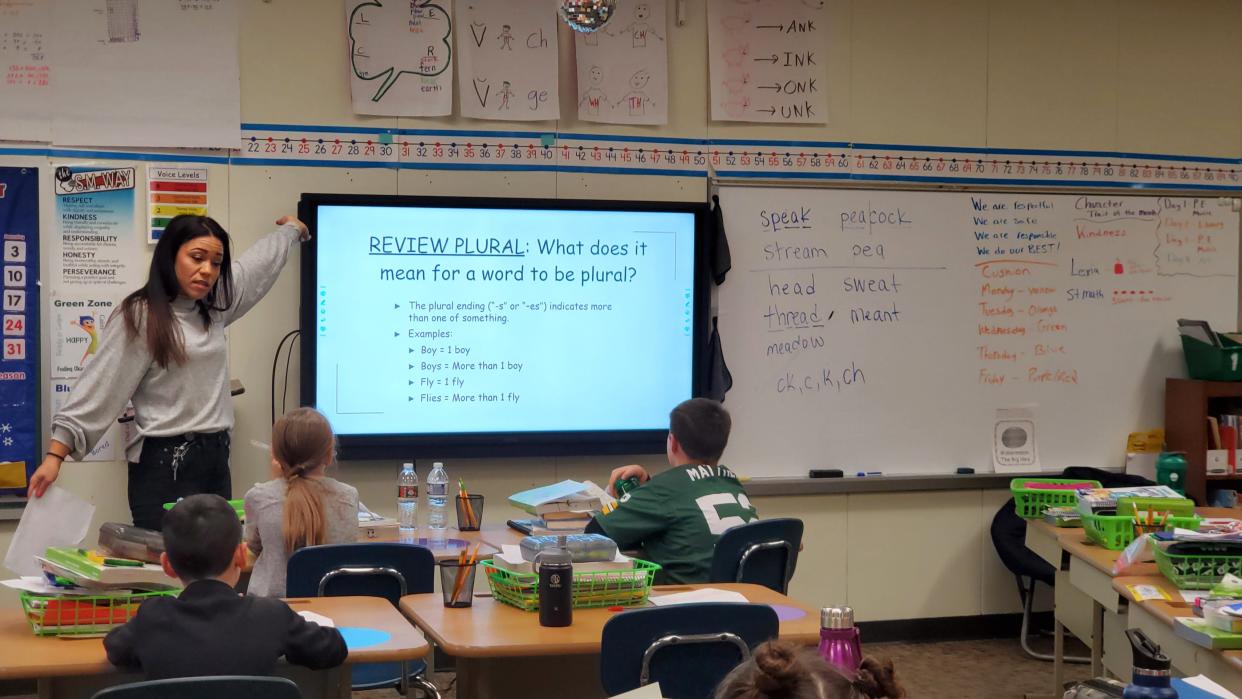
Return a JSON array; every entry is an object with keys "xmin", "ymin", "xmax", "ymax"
[
  {"xmin": 1114, "ymin": 574, "xmax": 1242, "ymax": 696},
  {"xmin": 0, "ymin": 595, "xmax": 428, "ymax": 699},
  {"xmin": 398, "ymin": 582, "xmax": 819, "ymax": 699},
  {"xmin": 1025, "ymin": 508, "xmax": 1237, "ymax": 692}
]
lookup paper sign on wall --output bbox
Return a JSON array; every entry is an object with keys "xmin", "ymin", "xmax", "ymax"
[
  {"xmin": 50, "ymin": 0, "xmax": 240, "ymax": 148},
  {"xmin": 346, "ymin": 0, "xmax": 455, "ymax": 117},
  {"xmin": 993, "ymin": 406, "xmax": 1041, "ymax": 473},
  {"xmin": 575, "ymin": 0, "xmax": 669, "ymax": 125},
  {"xmin": 0, "ymin": 0, "xmax": 52, "ymax": 142},
  {"xmin": 51, "ymin": 165, "xmax": 141, "ymax": 291},
  {"xmin": 708, "ymin": 0, "xmax": 827, "ymax": 124},
  {"xmin": 147, "ymin": 165, "xmax": 208, "ymax": 243},
  {"xmin": 457, "ymin": 0, "xmax": 559, "ymax": 121}
]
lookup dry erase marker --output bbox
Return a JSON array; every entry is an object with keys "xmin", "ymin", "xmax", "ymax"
[{"xmin": 855, "ymin": 471, "xmax": 882, "ymax": 477}]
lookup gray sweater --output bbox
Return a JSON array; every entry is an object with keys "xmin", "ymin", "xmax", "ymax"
[
  {"xmin": 50, "ymin": 224, "xmax": 302, "ymax": 463},
  {"xmin": 243, "ymin": 477, "xmax": 359, "ymax": 597}
]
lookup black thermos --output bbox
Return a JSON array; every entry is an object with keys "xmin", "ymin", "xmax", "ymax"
[{"xmin": 538, "ymin": 535, "xmax": 573, "ymax": 627}]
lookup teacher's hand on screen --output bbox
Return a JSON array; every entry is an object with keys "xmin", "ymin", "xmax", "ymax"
[
  {"xmin": 28, "ymin": 455, "xmax": 63, "ymax": 498},
  {"xmin": 607, "ymin": 464, "xmax": 650, "ymax": 496},
  {"xmin": 277, "ymin": 215, "xmax": 310, "ymax": 241}
]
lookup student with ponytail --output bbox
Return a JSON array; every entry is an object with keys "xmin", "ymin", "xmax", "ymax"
[
  {"xmin": 714, "ymin": 640, "xmax": 906, "ymax": 699},
  {"xmin": 243, "ymin": 408, "xmax": 358, "ymax": 597}
]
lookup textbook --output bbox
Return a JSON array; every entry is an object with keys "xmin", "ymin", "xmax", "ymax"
[
  {"xmin": 39, "ymin": 548, "xmax": 178, "ymax": 590},
  {"xmin": 508, "ymin": 480, "xmax": 610, "ymax": 516},
  {"xmin": 1174, "ymin": 616, "xmax": 1242, "ymax": 650}
]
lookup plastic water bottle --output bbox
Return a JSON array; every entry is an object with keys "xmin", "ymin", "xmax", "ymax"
[
  {"xmin": 398, "ymin": 462, "xmax": 418, "ymax": 537},
  {"xmin": 818, "ymin": 606, "xmax": 862, "ymax": 678},
  {"xmin": 427, "ymin": 461, "xmax": 448, "ymax": 531}
]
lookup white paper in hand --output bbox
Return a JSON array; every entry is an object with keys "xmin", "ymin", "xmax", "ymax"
[
  {"xmin": 4, "ymin": 485, "xmax": 95, "ymax": 577},
  {"xmin": 298, "ymin": 610, "xmax": 335, "ymax": 628}
]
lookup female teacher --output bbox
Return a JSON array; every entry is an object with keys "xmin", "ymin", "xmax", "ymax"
[{"xmin": 28, "ymin": 214, "xmax": 309, "ymax": 530}]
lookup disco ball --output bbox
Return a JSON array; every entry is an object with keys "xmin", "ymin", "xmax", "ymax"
[{"xmin": 558, "ymin": 0, "xmax": 616, "ymax": 33}]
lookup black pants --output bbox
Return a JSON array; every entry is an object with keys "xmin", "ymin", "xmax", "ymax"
[{"xmin": 128, "ymin": 432, "xmax": 232, "ymax": 531}]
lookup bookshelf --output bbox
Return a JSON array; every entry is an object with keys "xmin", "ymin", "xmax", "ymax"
[{"xmin": 1164, "ymin": 378, "xmax": 1242, "ymax": 504}]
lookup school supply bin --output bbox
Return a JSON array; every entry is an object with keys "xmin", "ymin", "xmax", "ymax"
[
  {"xmin": 482, "ymin": 558, "xmax": 659, "ymax": 611},
  {"xmin": 1010, "ymin": 478, "xmax": 1101, "ymax": 519},
  {"xmin": 1081, "ymin": 496, "xmax": 1197, "ymax": 550},
  {"xmin": 20, "ymin": 589, "xmax": 178, "ymax": 636},
  {"xmin": 1180, "ymin": 334, "xmax": 1242, "ymax": 381},
  {"xmin": 1152, "ymin": 541, "xmax": 1242, "ymax": 589}
]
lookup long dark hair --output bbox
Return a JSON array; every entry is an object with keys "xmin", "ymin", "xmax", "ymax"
[{"xmin": 121, "ymin": 215, "xmax": 234, "ymax": 368}]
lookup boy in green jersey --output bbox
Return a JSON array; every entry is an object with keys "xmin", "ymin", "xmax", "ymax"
[{"xmin": 586, "ymin": 398, "xmax": 758, "ymax": 583}]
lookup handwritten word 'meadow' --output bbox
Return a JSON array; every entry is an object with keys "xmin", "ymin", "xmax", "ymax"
[{"xmin": 369, "ymin": 236, "xmax": 524, "ymax": 256}]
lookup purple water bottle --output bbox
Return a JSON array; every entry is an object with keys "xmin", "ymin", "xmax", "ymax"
[{"xmin": 818, "ymin": 606, "xmax": 862, "ymax": 677}]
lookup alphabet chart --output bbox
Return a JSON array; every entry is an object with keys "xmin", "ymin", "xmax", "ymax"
[
  {"xmin": 709, "ymin": 0, "xmax": 828, "ymax": 124},
  {"xmin": 346, "ymin": 0, "xmax": 455, "ymax": 117},
  {"xmin": 575, "ymin": 0, "xmax": 669, "ymax": 125},
  {"xmin": 456, "ymin": 0, "xmax": 559, "ymax": 121}
]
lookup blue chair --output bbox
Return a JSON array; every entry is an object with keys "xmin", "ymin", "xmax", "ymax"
[
  {"xmin": 600, "ymin": 602, "xmax": 779, "ymax": 699},
  {"xmin": 286, "ymin": 543, "xmax": 440, "ymax": 698},
  {"xmin": 92, "ymin": 676, "xmax": 300, "ymax": 699},
  {"xmin": 709, "ymin": 518, "xmax": 803, "ymax": 594}
]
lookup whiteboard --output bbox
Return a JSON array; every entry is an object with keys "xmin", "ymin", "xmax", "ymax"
[{"xmin": 716, "ymin": 186, "xmax": 1240, "ymax": 477}]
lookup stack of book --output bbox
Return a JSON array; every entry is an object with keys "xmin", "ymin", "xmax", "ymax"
[
  {"xmin": 1075, "ymin": 485, "xmax": 1185, "ymax": 516},
  {"xmin": 1208, "ymin": 414, "xmax": 1242, "ymax": 474},
  {"xmin": 37, "ymin": 547, "xmax": 179, "ymax": 591},
  {"xmin": 507, "ymin": 480, "xmax": 613, "ymax": 532}
]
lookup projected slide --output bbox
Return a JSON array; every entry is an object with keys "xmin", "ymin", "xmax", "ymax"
[{"xmin": 312, "ymin": 204, "xmax": 697, "ymax": 436}]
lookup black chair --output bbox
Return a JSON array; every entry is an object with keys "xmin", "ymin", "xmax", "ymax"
[
  {"xmin": 286, "ymin": 543, "xmax": 440, "ymax": 698},
  {"xmin": 600, "ymin": 602, "xmax": 779, "ymax": 699},
  {"xmin": 92, "ymin": 676, "xmax": 300, "ymax": 699},
  {"xmin": 709, "ymin": 518, "xmax": 803, "ymax": 594},
  {"xmin": 990, "ymin": 498, "xmax": 1088, "ymax": 663}
]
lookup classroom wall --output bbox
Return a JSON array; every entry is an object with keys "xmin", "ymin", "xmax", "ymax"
[{"xmin": 2, "ymin": 0, "xmax": 1240, "ymax": 620}]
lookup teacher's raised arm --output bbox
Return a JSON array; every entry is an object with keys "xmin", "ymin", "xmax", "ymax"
[{"xmin": 29, "ymin": 214, "xmax": 309, "ymax": 531}]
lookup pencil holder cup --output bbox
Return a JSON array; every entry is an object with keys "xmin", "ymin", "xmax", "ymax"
[
  {"xmin": 440, "ymin": 561, "xmax": 478, "ymax": 608},
  {"xmin": 455, "ymin": 494, "xmax": 484, "ymax": 531}
]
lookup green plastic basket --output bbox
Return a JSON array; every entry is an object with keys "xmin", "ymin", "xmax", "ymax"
[
  {"xmin": 163, "ymin": 498, "xmax": 245, "ymax": 520},
  {"xmin": 1180, "ymin": 334, "xmax": 1242, "ymax": 381},
  {"xmin": 1010, "ymin": 478, "xmax": 1101, "ymax": 519},
  {"xmin": 20, "ymin": 589, "xmax": 179, "ymax": 636},
  {"xmin": 481, "ymin": 558, "xmax": 660, "ymax": 611},
  {"xmin": 1153, "ymin": 542, "xmax": 1242, "ymax": 589},
  {"xmin": 1083, "ymin": 513, "xmax": 1201, "ymax": 550}
]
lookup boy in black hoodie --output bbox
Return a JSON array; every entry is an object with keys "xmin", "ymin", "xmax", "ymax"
[{"xmin": 105, "ymin": 494, "xmax": 347, "ymax": 679}]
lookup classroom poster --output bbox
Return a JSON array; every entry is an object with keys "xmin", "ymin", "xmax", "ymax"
[
  {"xmin": 146, "ymin": 165, "xmax": 208, "ymax": 243},
  {"xmin": 708, "ymin": 0, "xmax": 827, "ymax": 124},
  {"xmin": 456, "ymin": 0, "xmax": 559, "ymax": 121},
  {"xmin": 0, "ymin": 0, "xmax": 52, "ymax": 142},
  {"xmin": 51, "ymin": 164, "xmax": 141, "ymax": 291},
  {"xmin": 346, "ymin": 0, "xmax": 455, "ymax": 117},
  {"xmin": 0, "ymin": 167, "xmax": 40, "ymax": 492},
  {"xmin": 574, "ymin": 0, "xmax": 669, "ymax": 125},
  {"xmin": 49, "ymin": 0, "xmax": 240, "ymax": 148}
]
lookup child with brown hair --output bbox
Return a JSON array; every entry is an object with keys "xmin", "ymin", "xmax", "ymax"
[
  {"xmin": 244, "ymin": 407, "xmax": 358, "ymax": 597},
  {"xmin": 714, "ymin": 640, "xmax": 905, "ymax": 699}
]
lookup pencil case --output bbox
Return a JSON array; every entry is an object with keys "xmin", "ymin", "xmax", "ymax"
[
  {"xmin": 98, "ymin": 522, "xmax": 165, "ymax": 564},
  {"xmin": 519, "ymin": 534, "xmax": 618, "ymax": 563}
]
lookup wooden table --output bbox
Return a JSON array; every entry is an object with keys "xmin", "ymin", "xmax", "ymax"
[
  {"xmin": 399, "ymin": 582, "xmax": 818, "ymax": 699},
  {"xmin": 1113, "ymin": 574, "xmax": 1242, "ymax": 696},
  {"xmin": 1025, "ymin": 507, "xmax": 1239, "ymax": 692},
  {"xmin": 0, "ymin": 596, "xmax": 428, "ymax": 699}
]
